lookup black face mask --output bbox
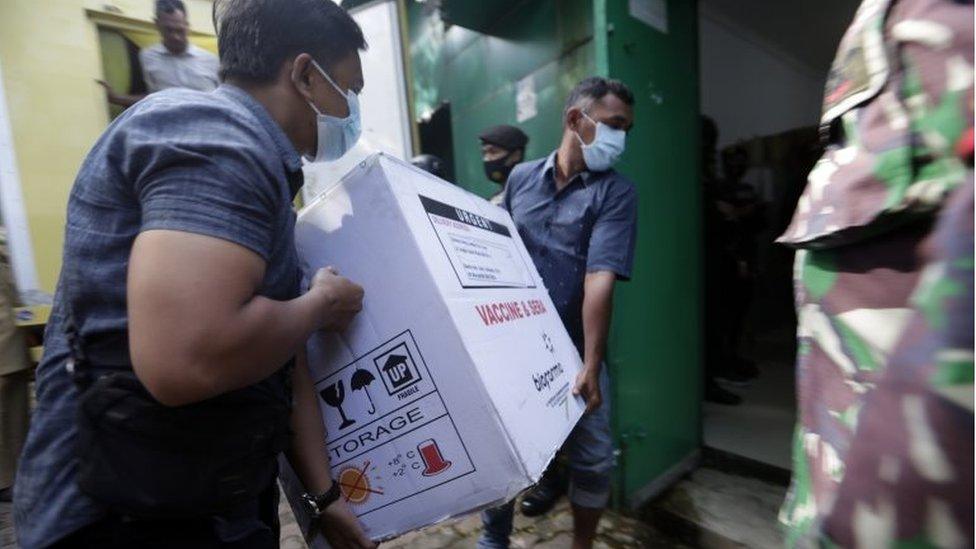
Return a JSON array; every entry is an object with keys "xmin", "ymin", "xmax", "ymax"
[{"xmin": 483, "ymin": 155, "xmax": 514, "ymax": 185}]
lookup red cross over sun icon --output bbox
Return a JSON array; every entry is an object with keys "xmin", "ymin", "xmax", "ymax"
[{"xmin": 338, "ymin": 461, "xmax": 385, "ymax": 505}]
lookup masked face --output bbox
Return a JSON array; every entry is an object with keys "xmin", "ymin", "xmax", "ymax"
[
  {"xmin": 481, "ymin": 143, "xmax": 522, "ymax": 185},
  {"xmin": 483, "ymin": 155, "xmax": 513, "ymax": 183},
  {"xmin": 305, "ymin": 60, "xmax": 361, "ymax": 163},
  {"xmin": 575, "ymin": 112, "xmax": 626, "ymax": 172}
]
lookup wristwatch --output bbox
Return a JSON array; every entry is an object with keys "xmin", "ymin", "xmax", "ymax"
[{"xmin": 301, "ymin": 482, "xmax": 342, "ymax": 517}]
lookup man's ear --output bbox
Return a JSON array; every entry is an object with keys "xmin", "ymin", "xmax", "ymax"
[
  {"xmin": 565, "ymin": 106, "xmax": 583, "ymax": 133},
  {"xmin": 290, "ymin": 53, "xmax": 316, "ymax": 103},
  {"xmin": 509, "ymin": 149, "xmax": 524, "ymax": 164}
]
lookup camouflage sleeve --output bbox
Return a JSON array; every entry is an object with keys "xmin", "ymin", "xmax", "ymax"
[
  {"xmin": 778, "ymin": 0, "xmax": 973, "ymax": 249},
  {"xmin": 821, "ymin": 180, "xmax": 973, "ymax": 547}
]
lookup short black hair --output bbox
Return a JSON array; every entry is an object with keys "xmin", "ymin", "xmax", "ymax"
[
  {"xmin": 564, "ymin": 76, "xmax": 635, "ymax": 113},
  {"xmin": 155, "ymin": 0, "xmax": 186, "ymax": 17},
  {"xmin": 214, "ymin": 0, "xmax": 367, "ymax": 84}
]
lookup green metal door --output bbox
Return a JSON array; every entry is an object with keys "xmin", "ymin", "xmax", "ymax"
[{"xmin": 598, "ymin": 0, "xmax": 704, "ymax": 505}]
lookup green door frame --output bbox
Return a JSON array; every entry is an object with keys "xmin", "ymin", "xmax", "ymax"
[{"xmin": 595, "ymin": 0, "xmax": 704, "ymax": 507}]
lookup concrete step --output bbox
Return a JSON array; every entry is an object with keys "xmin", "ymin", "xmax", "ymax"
[{"xmin": 642, "ymin": 466, "xmax": 787, "ymax": 549}]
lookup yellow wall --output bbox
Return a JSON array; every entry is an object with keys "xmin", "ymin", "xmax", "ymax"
[{"xmin": 0, "ymin": 0, "xmax": 215, "ymax": 294}]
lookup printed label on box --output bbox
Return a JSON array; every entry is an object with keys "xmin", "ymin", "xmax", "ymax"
[
  {"xmin": 420, "ymin": 196, "xmax": 535, "ymax": 289},
  {"xmin": 313, "ymin": 330, "xmax": 476, "ymax": 517}
]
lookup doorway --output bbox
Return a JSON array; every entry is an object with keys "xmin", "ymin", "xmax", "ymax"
[
  {"xmin": 697, "ymin": 0, "xmax": 860, "ymax": 471},
  {"xmin": 417, "ymin": 101, "xmax": 456, "ymax": 183}
]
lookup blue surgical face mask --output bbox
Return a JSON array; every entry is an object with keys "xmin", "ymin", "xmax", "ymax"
[
  {"xmin": 305, "ymin": 60, "xmax": 361, "ymax": 162},
  {"xmin": 575, "ymin": 112, "xmax": 626, "ymax": 172}
]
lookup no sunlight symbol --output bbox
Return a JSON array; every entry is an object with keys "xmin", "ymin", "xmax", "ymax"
[{"xmin": 351, "ymin": 368, "xmax": 378, "ymax": 415}]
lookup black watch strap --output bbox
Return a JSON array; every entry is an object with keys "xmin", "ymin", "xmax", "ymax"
[{"xmin": 302, "ymin": 481, "xmax": 342, "ymax": 516}]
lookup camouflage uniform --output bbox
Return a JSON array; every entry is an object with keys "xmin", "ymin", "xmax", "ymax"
[
  {"xmin": 777, "ymin": 0, "xmax": 974, "ymax": 545},
  {"xmin": 823, "ymin": 180, "xmax": 973, "ymax": 548}
]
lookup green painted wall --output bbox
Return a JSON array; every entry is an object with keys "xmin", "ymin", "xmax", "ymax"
[
  {"xmin": 406, "ymin": 0, "xmax": 594, "ymax": 197},
  {"xmin": 406, "ymin": 0, "xmax": 702, "ymax": 504}
]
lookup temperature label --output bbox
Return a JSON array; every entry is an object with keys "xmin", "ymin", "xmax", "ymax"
[{"xmin": 313, "ymin": 330, "xmax": 475, "ymax": 517}]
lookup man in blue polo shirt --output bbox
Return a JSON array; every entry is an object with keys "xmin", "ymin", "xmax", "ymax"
[
  {"xmin": 14, "ymin": 1, "xmax": 375, "ymax": 547},
  {"xmin": 480, "ymin": 77, "xmax": 638, "ymax": 549}
]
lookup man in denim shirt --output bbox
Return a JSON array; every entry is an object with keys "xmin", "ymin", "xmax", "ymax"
[
  {"xmin": 14, "ymin": 1, "xmax": 375, "ymax": 547},
  {"xmin": 480, "ymin": 77, "xmax": 638, "ymax": 549}
]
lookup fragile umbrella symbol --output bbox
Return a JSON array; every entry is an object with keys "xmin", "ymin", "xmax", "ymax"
[{"xmin": 351, "ymin": 368, "xmax": 377, "ymax": 415}]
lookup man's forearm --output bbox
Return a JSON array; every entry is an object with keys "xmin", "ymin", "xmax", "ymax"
[
  {"xmin": 582, "ymin": 304, "xmax": 610, "ymax": 372},
  {"xmin": 108, "ymin": 93, "xmax": 147, "ymax": 108},
  {"xmin": 203, "ymin": 291, "xmax": 324, "ymax": 391},
  {"xmin": 132, "ymin": 288, "xmax": 324, "ymax": 406},
  {"xmin": 286, "ymin": 351, "xmax": 334, "ymax": 495},
  {"xmin": 128, "ymin": 230, "xmax": 364, "ymax": 407},
  {"xmin": 97, "ymin": 81, "xmax": 147, "ymax": 109},
  {"xmin": 289, "ymin": 353, "xmax": 376, "ymax": 546},
  {"xmin": 582, "ymin": 271, "xmax": 616, "ymax": 372}
]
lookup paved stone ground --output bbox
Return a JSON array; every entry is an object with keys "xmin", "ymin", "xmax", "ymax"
[
  {"xmin": 385, "ymin": 501, "xmax": 678, "ymax": 548},
  {"xmin": 282, "ymin": 495, "xmax": 683, "ymax": 549},
  {"xmin": 3, "ymin": 489, "xmax": 678, "ymax": 548}
]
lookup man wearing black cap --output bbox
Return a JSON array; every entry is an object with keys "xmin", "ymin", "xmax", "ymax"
[{"xmin": 479, "ymin": 124, "xmax": 529, "ymax": 205}]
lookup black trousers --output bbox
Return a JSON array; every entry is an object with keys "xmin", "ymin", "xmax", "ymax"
[{"xmin": 704, "ymin": 253, "xmax": 745, "ymax": 378}]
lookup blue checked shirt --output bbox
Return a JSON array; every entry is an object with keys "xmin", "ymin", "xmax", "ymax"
[
  {"xmin": 13, "ymin": 85, "xmax": 303, "ymax": 547},
  {"xmin": 503, "ymin": 152, "xmax": 638, "ymax": 354}
]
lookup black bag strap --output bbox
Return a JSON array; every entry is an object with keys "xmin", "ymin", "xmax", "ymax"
[
  {"xmin": 64, "ymin": 299, "xmax": 131, "ymax": 389},
  {"xmin": 64, "ymin": 300, "xmax": 95, "ymax": 389}
]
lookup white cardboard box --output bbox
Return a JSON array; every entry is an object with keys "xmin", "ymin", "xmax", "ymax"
[{"xmin": 282, "ymin": 153, "xmax": 586, "ymax": 542}]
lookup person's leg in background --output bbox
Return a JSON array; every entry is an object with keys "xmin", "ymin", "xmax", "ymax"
[
  {"xmin": 728, "ymin": 263, "xmax": 758, "ymax": 379},
  {"xmin": 0, "ymin": 368, "xmax": 30, "ymax": 500},
  {"xmin": 478, "ymin": 500, "xmax": 516, "ymax": 549},
  {"xmin": 566, "ymin": 369, "xmax": 615, "ymax": 549},
  {"xmin": 704, "ymin": 257, "xmax": 743, "ymax": 405}
]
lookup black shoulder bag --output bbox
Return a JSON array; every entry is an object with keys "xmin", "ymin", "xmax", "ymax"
[{"xmin": 69, "ymin": 310, "xmax": 293, "ymax": 518}]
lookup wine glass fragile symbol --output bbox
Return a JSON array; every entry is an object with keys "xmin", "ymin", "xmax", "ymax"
[{"xmin": 320, "ymin": 380, "xmax": 356, "ymax": 429}]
